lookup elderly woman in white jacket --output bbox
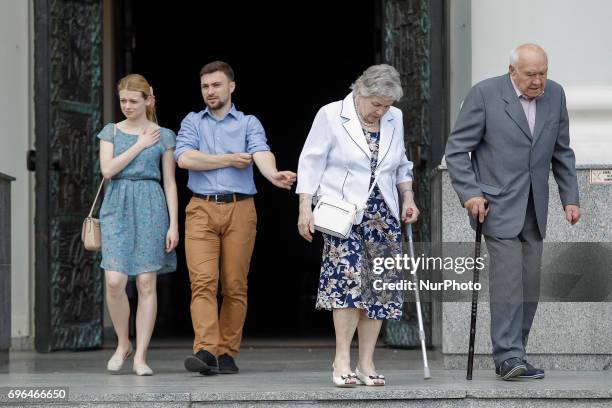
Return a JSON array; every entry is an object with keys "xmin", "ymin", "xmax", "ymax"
[{"xmin": 296, "ymin": 64, "xmax": 419, "ymax": 387}]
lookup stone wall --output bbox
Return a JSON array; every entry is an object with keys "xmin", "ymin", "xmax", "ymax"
[{"xmin": 432, "ymin": 166, "xmax": 612, "ymax": 369}]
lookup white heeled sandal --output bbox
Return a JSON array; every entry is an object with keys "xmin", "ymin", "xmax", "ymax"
[
  {"xmin": 332, "ymin": 363, "xmax": 357, "ymax": 387},
  {"xmin": 106, "ymin": 345, "xmax": 133, "ymax": 372},
  {"xmin": 355, "ymin": 367, "xmax": 385, "ymax": 386}
]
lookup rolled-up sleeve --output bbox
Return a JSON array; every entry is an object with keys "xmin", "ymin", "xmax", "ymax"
[
  {"xmin": 245, "ymin": 116, "xmax": 270, "ymax": 154},
  {"xmin": 174, "ymin": 112, "xmax": 200, "ymax": 162},
  {"xmin": 296, "ymin": 108, "xmax": 332, "ymax": 195}
]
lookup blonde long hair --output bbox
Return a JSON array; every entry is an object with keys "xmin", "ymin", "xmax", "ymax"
[{"xmin": 116, "ymin": 74, "xmax": 158, "ymax": 123}]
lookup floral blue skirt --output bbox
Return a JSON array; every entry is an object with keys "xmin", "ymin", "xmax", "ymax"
[
  {"xmin": 316, "ymin": 185, "xmax": 403, "ymax": 320},
  {"xmin": 100, "ymin": 179, "xmax": 176, "ymax": 276}
]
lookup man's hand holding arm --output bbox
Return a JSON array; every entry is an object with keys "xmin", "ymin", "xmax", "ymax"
[
  {"xmin": 174, "ymin": 112, "xmax": 254, "ymax": 171},
  {"xmin": 178, "ymin": 151, "xmax": 252, "ymax": 171}
]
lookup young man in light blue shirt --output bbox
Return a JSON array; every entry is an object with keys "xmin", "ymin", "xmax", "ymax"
[{"xmin": 175, "ymin": 61, "xmax": 296, "ymax": 376}]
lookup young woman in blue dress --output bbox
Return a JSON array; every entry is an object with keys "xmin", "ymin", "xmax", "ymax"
[{"xmin": 98, "ymin": 74, "xmax": 179, "ymax": 376}]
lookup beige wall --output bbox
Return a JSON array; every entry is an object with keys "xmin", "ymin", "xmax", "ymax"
[
  {"xmin": 471, "ymin": 0, "xmax": 612, "ymax": 87},
  {"xmin": 0, "ymin": 0, "xmax": 33, "ymax": 341},
  {"xmin": 470, "ymin": 0, "xmax": 612, "ymax": 165},
  {"xmin": 448, "ymin": 0, "xmax": 612, "ymax": 165},
  {"xmin": 447, "ymin": 0, "xmax": 471, "ymax": 131}
]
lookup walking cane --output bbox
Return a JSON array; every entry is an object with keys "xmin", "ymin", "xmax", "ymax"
[
  {"xmin": 404, "ymin": 223, "xmax": 431, "ymax": 379},
  {"xmin": 466, "ymin": 205, "xmax": 486, "ymax": 380}
]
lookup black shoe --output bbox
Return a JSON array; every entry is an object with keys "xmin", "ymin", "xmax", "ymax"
[
  {"xmin": 498, "ymin": 357, "xmax": 526, "ymax": 380},
  {"xmin": 522, "ymin": 361, "xmax": 545, "ymax": 379},
  {"xmin": 495, "ymin": 360, "xmax": 544, "ymax": 379},
  {"xmin": 218, "ymin": 353, "xmax": 239, "ymax": 374},
  {"xmin": 184, "ymin": 349, "xmax": 218, "ymax": 376}
]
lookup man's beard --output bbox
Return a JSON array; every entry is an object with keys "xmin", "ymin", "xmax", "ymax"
[{"xmin": 206, "ymin": 97, "xmax": 227, "ymax": 111}]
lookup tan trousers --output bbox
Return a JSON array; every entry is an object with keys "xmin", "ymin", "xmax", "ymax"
[{"xmin": 184, "ymin": 196, "xmax": 257, "ymax": 357}]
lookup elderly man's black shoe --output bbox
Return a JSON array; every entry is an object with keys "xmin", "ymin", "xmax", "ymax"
[
  {"xmin": 184, "ymin": 349, "xmax": 218, "ymax": 375},
  {"xmin": 495, "ymin": 360, "xmax": 544, "ymax": 379},
  {"xmin": 521, "ymin": 361, "xmax": 545, "ymax": 379},
  {"xmin": 218, "ymin": 353, "xmax": 239, "ymax": 374},
  {"xmin": 498, "ymin": 357, "xmax": 526, "ymax": 380}
]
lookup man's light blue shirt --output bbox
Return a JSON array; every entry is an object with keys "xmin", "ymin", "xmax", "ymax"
[{"xmin": 174, "ymin": 104, "xmax": 270, "ymax": 195}]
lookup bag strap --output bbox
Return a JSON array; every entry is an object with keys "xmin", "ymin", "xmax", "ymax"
[
  {"xmin": 357, "ymin": 170, "xmax": 380, "ymax": 212},
  {"xmin": 339, "ymin": 131, "xmax": 381, "ymax": 202},
  {"xmin": 88, "ymin": 124, "xmax": 115, "ymax": 217},
  {"xmin": 88, "ymin": 179, "xmax": 105, "ymax": 217},
  {"xmin": 367, "ymin": 170, "xmax": 380, "ymax": 197}
]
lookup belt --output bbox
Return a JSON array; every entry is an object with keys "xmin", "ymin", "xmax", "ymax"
[
  {"xmin": 193, "ymin": 193, "xmax": 252, "ymax": 203},
  {"xmin": 113, "ymin": 177, "xmax": 159, "ymax": 181}
]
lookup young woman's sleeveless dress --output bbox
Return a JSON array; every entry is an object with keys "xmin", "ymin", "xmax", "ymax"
[{"xmin": 97, "ymin": 123, "xmax": 176, "ymax": 275}]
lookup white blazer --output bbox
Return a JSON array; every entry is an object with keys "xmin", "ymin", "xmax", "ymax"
[{"xmin": 296, "ymin": 92, "xmax": 413, "ymax": 224}]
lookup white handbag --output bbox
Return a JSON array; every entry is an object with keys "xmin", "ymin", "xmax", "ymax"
[
  {"xmin": 313, "ymin": 171, "xmax": 380, "ymax": 239},
  {"xmin": 312, "ymin": 195, "xmax": 358, "ymax": 239}
]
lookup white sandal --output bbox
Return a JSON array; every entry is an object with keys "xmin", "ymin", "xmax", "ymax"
[
  {"xmin": 355, "ymin": 367, "xmax": 386, "ymax": 386},
  {"xmin": 332, "ymin": 363, "xmax": 357, "ymax": 387}
]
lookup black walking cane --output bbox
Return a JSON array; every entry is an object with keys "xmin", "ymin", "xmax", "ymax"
[{"xmin": 466, "ymin": 203, "xmax": 487, "ymax": 380}]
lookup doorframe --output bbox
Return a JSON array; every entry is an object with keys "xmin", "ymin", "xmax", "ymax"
[
  {"xmin": 33, "ymin": 0, "xmax": 52, "ymax": 352},
  {"xmin": 33, "ymin": 0, "xmax": 105, "ymax": 351}
]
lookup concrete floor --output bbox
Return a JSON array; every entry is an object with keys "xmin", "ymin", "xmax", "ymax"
[{"xmin": 1, "ymin": 339, "xmax": 611, "ymax": 406}]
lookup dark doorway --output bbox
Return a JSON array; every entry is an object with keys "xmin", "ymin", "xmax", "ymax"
[{"xmin": 123, "ymin": 2, "xmax": 378, "ymax": 338}]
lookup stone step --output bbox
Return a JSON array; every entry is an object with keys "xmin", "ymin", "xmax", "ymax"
[
  {"xmin": 2, "ymin": 347, "xmax": 610, "ymax": 407},
  {"xmin": 2, "ymin": 370, "xmax": 611, "ymax": 407}
]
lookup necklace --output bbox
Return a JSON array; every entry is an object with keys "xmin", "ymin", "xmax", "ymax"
[{"xmin": 354, "ymin": 97, "xmax": 378, "ymax": 132}]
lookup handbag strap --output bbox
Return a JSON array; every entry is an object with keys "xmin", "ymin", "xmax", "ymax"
[
  {"xmin": 88, "ymin": 124, "xmax": 115, "ymax": 217},
  {"xmin": 367, "ymin": 170, "xmax": 380, "ymax": 196},
  {"xmin": 88, "ymin": 179, "xmax": 105, "ymax": 217},
  {"xmin": 357, "ymin": 170, "xmax": 380, "ymax": 212}
]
